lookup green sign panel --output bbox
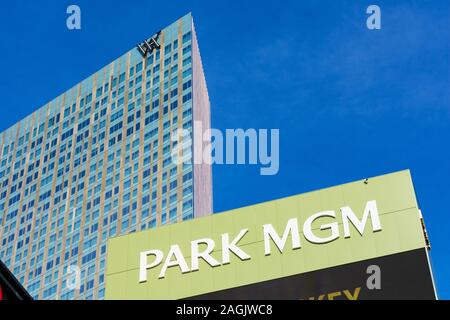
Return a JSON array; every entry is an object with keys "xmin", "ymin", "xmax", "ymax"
[{"xmin": 105, "ymin": 170, "xmax": 431, "ymax": 300}]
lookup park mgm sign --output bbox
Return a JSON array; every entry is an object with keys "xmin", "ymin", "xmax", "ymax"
[
  {"xmin": 138, "ymin": 200, "xmax": 381, "ymax": 283},
  {"xmin": 105, "ymin": 170, "xmax": 436, "ymax": 300}
]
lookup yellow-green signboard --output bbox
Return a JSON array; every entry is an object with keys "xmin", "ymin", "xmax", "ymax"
[{"xmin": 105, "ymin": 170, "xmax": 436, "ymax": 300}]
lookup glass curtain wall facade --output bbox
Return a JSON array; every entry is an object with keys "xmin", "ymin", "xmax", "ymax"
[{"xmin": 0, "ymin": 13, "xmax": 212, "ymax": 300}]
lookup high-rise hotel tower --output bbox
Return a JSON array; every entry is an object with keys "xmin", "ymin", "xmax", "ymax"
[{"xmin": 0, "ymin": 13, "xmax": 212, "ymax": 299}]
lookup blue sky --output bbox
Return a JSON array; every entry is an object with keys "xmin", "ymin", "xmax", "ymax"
[{"xmin": 0, "ymin": 0, "xmax": 448, "ymax": 298}]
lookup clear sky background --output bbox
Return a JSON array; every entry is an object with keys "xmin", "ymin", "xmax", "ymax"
[{"xmin": 0, "ymin": 0, "xmax": 448, "ymax": 298}]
